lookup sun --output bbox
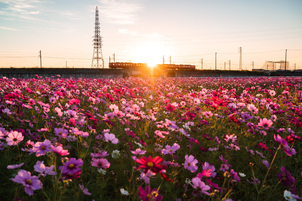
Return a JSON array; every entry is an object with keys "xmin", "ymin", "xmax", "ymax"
[{"xmin": 132, "ymin": 43, "xmax": 169, "ymax": 68}]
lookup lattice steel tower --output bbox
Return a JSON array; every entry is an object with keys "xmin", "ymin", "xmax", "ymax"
[{"xmin": 91, "ymin": 6, "xmax": 104, "ymax": 68}]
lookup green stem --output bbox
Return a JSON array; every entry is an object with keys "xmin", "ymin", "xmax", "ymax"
[{"xmin": 257, "ymin": 146, "xmax": 280, "ymax": 201}]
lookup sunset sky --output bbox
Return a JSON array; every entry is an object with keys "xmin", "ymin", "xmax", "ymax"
[{"xmin": 0, "ymin": 0, "xmax": 301, "ymax": 70}]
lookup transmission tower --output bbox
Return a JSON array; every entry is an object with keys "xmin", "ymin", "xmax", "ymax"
[{"xmin": 91, "ymin": 6, "xmax": 104, "ymax": 68}]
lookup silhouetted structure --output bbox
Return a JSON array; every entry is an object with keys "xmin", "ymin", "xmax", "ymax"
[{"xmin": 91, "ymin": 6, "xmax": 104, "ymax": 68}]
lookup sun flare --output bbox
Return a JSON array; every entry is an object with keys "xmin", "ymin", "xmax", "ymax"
[{"xmin": 131, "ymin": 43, "xmax": 170, "ymax": 68}]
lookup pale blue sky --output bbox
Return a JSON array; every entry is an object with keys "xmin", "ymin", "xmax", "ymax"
[{"xmin": 0, "ymin": 0, "xmax": 301, "ymax": 69}]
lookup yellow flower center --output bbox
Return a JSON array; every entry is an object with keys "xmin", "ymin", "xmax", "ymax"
[
  {"xmin": 188, "ymin": 162, "xmax": 191, "ymax": 166},
  {"xmin": 147, "ymin": 162, "xmax": 154, "ymax": 167},
  {"xmin": 25, "ymin": 179, "xmax": 32, "ymax": 185},
  {"xmin": 69, "ymin": 164, "xmax": 75, "ymax": 169},
  {"xmin": 147, "ymin": 194, "xmax": 152, "ymax": 198},
  {"xmin": 40, "ymin": 146, "xmax": 46, "ymax": 150}
]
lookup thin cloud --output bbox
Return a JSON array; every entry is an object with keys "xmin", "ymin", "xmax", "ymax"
[
  {"xmin": 99, "ymin": 0, "xmax": 142, "ymax": 24},
  {"xmin": 0, "ymin": 26, "xmax": 18, "ymax": 31},
  {"xmin": 0, "ymin": 0, "xmax": 44, "ymax": 21}
]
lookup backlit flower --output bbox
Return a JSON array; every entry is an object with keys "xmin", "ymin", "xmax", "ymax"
[
  {"xmin": 6, "ymin": 130, "xmax": 24, "ymax": 146},
  {"xmin": 258, "ymin": 118, "xmax": 273, "ymax": 130},
  {"xmin": 136, "ymin": 156, "xmax": 164, "ymax": 174}
]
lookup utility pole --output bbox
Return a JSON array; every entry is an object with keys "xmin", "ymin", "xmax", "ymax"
[
  {"xmin": 163, "ymin": 56, "xmax": 165, "ymax": 64},
  {"xmin": 169, "ymin": 56, "xmax": 171, "ymax": 64},
  {"xmin": 39, "ymin": 50, "xmax": 42, "ymax": 68},
  {"xmin": 239, "ymin": 47, "xmax": 242, "ymax": 71},
  {"xmin": 285, "ymin": 49, "xmax": 287, "ymax": 70},
  {"xmin": 224, "ymin": 62, "xmax": 226, "ymax": 70},
  {"xmin": 251, "ymin": 61, "xmax": 254, "ymax": 70},
  {"xmin": 65, "ymin": 61, "xmax": 67, "ymax": 68},
  {"xmin": 201, "ymin": 58, "xmax": 203, "ymax": 70},
  {"xmin": 113, "ymin": 53, "xmax": 116, "ymax": 62},
  {"xmin": 294, "ymin": 63, "xmax": 296, "ymax": 70},
  {"xmin": 229, "ymin": 60, "xmax": 231, "ymax": 71},
  {"xmin": 215, "ymin": 52, "xmax": 217, "ymax": 70}
]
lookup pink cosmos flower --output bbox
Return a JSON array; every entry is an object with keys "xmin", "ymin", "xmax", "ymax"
[
  {"xmin": 11, "ymin": 169, "xmax": 42, "ymax": 196},
  {"xmin": 184, "ymin": 155, "xmax": 198, "ymax": 173},
  {"xmin": 34, "ymin": 161, "xmax": 56, "ymax": 176},
  {"xmin": 137, "ymin": 186, "xmax": 163, "ymax": 201},
  {"xmin": 51, "ymin": 145, "xmax": 70, "ymax": 156},
  {"xmin": 7, "ymin": 162, "xmax": 24, "ymax": 169},
  {"xmin": 154, "ymin": 130, "xmax": 169, "ymax": 138},
  {"xmin": 91, "ymin": 158, "xmax": 110, "ymax": 169},
  {"xmin": 161, "ymin": 143, "xmax": 180, "ymax": 155},
  {"xmin": 54, "ymin": 128, "xmax": 68, "ymax": 138},
  {"xmin": 258, "ymin": 118, "xmax": 273, "ymax": 130},
  {"xmin": 131, "ymin": 148, "xmax": 147, "ymax": 155},
  {"xmin": 247, "ymin": 104, "xmax": 258, "ymax": 114},
  {"xmin": 90, "ymin": 151, "xmax": 109, "ymax": 158},
  {"xmin": 262, "ymin": 160, "xmax": 270, "ymax": 168},
  {"xmin": 2, "ymin": 108, "xmax": 12, "ymax": 115},
  {"xmin": 140, "ymin": 170, "xmax": 156, "ymax": 184},
  {"xmin": 104, "ymin": 133, "xmax": 119, "ymax": 144},
  {"xmin": 79, "ymin": 184, "xmax": 91, "ymax": 196},
  {"xmin": 32, "ymin": 139, "xmax": 52, "ymax": 157},
  {"xmin": 274, "ymin": 134, "xmax": 296, "ymax": 156},
  {"xmin": 6, "ymin": 130, "xmax": 24, "ymax": 146},
  {"xmin": 201, "ymin": 162, "xmax": 216, "ymax": 178},
  {"xmin": 191, "ymin": 177, "xmax": 210, "ymax": 195}
]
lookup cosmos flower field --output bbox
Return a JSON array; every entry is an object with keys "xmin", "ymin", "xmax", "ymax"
[{"xmin": 0, "ymin": 76, "xmax": 301, "ymax": 201}]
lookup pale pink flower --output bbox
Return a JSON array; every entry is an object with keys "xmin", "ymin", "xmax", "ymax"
[
  {"xmin": 7, "ymin": 162, "xmax": 24, "ymax": 169},
  {"xmin": 104, "ymin": 133, "xmax": 119, "ymax": 144},
  {"xmin": 258, "ymin": 118, "xmax": 273, "ymax": 130},
  {"xmin": 184, "ymin": 155, "xmax": 198, "ymax": 173},
  {"xmin": 6, "ymin": 130, "xmax": 24, "ymax": 146},
  {"xmin": 191, "ymin": 177, "xmax": 210, "ymax": 195}
]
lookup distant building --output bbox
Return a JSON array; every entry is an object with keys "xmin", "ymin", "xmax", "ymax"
[{"xmin": 262, "ymin": 60, "xmax": 289, "ymax": 71}]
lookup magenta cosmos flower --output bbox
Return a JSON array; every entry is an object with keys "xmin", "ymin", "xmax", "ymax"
[
  {"xmin": 59, "ymin": 158, "xmax": 83, "ymax": 179},
  {"xmin": 136, "ymin": 156, "xmax": 164, "ymax": 174},
  {"xmin": 137, "ymin": 186, "xmax": 163, "ymax": 201},
  {"xmin": 11, "ymin": 170, "xmax": 42, "ymax": 196},
  {"xmin": 6, "ymin": 130, "xmax": 24, "ymax": 146},
  {"xmin": 274, "ymin": 134, "xmax": 296, "ymax": 156},
  {"xmin": 184, "ymin": 155, "xmax": 198, "ymax": 173}
]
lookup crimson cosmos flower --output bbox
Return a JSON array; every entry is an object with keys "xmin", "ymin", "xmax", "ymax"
[{"xmin": 136, "ymin": 156, "xmax": 164, "ymax": 174}]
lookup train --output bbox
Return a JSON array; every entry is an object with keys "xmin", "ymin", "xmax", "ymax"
[{"xmin": 109, "ymin": 62, "xmax": 196, "ymax": 70}]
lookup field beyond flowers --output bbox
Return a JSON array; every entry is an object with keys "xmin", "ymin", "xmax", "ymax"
[{"xmin": 0, "ymin": 76, "xmax": 301, "ymax": 201}]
